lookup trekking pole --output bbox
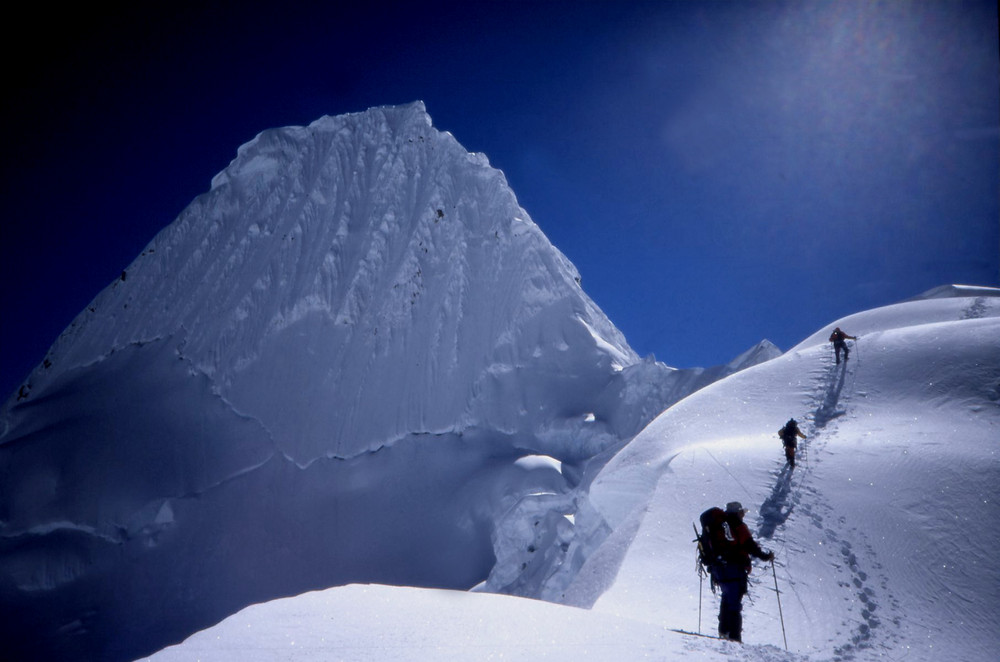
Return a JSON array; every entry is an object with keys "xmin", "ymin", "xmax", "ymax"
[
  {"xmin": 771, "ymin": 559, "xmax": 788, "ymax": 651},
  {"xmin": 693, "ymin": 523, "xmax": 704, "ymax": 634},
  {"xmin": 698, "ymin": 568, "xmax": 703, "ymax": 634}
]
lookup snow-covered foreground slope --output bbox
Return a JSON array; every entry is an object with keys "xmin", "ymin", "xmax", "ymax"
[
  {"xmin": 0, "ymin": 103, "xmax": 773, "ymax": 662},
  {"xmin": 143, "ymin": 583, "xmax": 798, "ymax": 662},
  {"xmin": 145, "ymin": 290, "xmax": 999, "ymax": 662}
]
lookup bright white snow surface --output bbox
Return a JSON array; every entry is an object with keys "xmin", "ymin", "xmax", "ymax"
[
  {"xmin": 145, "ymin": 289, "xmax": 1000, "ymax": 662},
  {"xmin": 0, "ymin": 103, "xmax": 775, "ymax": 662}
]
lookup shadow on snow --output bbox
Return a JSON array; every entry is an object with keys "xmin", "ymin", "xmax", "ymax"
[{"xmin": 757, "ymin": 360, "xmax": 849, "ymax": 540}]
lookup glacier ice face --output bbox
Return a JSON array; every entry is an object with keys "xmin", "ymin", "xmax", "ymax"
[
  {"xmin": 0, "ymin": 102, "xmax": 662, "ymax": 661},
  {"xmin": 0, "ymin": 102, "xmax": 780, "ymax": 661},
  {"xmin": 10, "ymin": 101, "xmax": 636, "ymax": 463}
]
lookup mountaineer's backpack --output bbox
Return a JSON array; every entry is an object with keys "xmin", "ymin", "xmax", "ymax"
[
  {"xmin": 779, "ymin": 420, "xmax": 798, "ymax": 445},
  {"xmin": 696, "ymin": 507, "xmax": 735, "ymax": 570}
]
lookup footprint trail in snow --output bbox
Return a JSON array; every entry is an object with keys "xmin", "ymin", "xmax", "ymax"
[{"xmin": 756, "ymin": 350, "xmax": 903, "ymax": 660}]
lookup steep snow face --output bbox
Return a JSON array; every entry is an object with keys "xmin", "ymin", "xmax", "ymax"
[
  {"xmin": 5, "ymin": 101, "xmax": 635, "ymax": 462},
  {"xmin": 0, "ymin": 103, "xmax": 655, "ymax": 662}
]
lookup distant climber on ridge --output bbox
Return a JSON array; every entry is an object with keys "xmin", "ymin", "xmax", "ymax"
[
  {"xmin": 697, "ymin": 502, "xmax": 774, "ymax": 642},
  {"xmin": 828, "ymin": 327, "xmax": 857, "ymax": 365},
  {"xmin": 778, "ymin": 418, "xmax": 806, "ymax": 468}
]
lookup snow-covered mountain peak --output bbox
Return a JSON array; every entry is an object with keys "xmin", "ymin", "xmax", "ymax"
[
  {"xmin": 0, "ymin": 103, "xmax": 866, "ymax": 662},
  {"xmin": 7, "ymin": 102, "xmax": 635, "ymax": 462},
  {"xmin": 214, "ymin": 101, "xmax": 435, "ymax": 191},
  {"xmin": 724, "ymin": 338, "xmax": 782, "ymax": 371},
  {"xmin": 0, "ymin": 104, "xmax": 676, "ymax": 662}
]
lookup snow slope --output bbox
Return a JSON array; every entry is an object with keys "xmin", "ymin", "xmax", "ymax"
[
  {"xmin": 143, "ymin": 583, "xmax": 799, "ymax": 662},
  {"xmin": 143, "ymin": 289, "xmax": 999, "ymax": 662},
  {"xmin": 570, "ymin": 288, "xmax": 1000, "ymax": 660},
  {"xmin": 0, "ymin": 103, "xmax": 773, "ymax": 662}
]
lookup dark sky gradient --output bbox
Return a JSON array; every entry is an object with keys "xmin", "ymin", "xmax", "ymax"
[{"xmin": 2, "ymin": 0, "xmax": 998, "ymax": 399}]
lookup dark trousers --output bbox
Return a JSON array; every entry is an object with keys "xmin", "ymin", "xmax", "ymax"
[
  {"xmin": 784, "ymin": 443, "xmax": 796, "ymax": 466},
  {"xmin": 834, "ymin": 340, "xmax": 849, "ymax": 363},
  {"xmin": 717, "ymin": 576, "xmax": 747, "ymax": 641}
]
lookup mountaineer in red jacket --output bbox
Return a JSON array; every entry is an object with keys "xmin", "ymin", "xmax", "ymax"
[
  {"xmin": 699, "ymin": 502, "xmax": 774, "ymax": 642},
  {"xmin": 829, "ymin": 327, "xmax": 857, "ymax": 364}
]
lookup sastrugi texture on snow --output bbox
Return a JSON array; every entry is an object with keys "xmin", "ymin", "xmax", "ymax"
[{"xmin": 0, "ymin": 103, "xmax": 773, "ymax": 661}]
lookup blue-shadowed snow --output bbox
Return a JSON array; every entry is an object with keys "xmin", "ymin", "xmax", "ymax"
[
  {"xmin": 0, "ymin": 104, "xmax": 776, "ymax": 662},
  {"xmin": 144, "ymin": 291, "xmax": 998, "ymax": 662}
]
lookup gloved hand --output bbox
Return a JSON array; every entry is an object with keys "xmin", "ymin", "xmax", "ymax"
[{"xmin": 763, "ymin": 551, "xmax": 775, "ymax": 562}]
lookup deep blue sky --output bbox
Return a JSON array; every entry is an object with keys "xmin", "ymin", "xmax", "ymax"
[{"xmin": 2, "ymin": 1, "xmax": 998, "ymax": 399}]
